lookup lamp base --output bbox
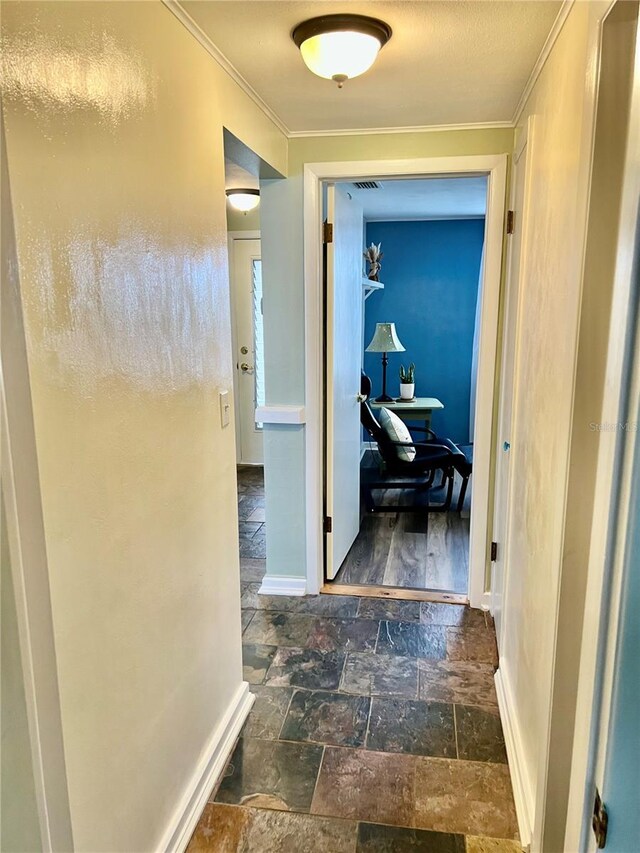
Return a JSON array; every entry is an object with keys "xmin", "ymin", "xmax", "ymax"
[{"xmin": 374, "ymin": 394, "xmax": 394, "ymax": 403}]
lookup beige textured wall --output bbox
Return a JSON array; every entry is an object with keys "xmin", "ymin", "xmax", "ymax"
[
  {"xmin": 1, "ymin": 2, "xmax": 285, "ymax": 850},
  {"xmin": 544, "ymin": 4, "xmax": 638, "ymax": 849},
  {"xmin": 500, "ymin": 2, "xmax": 614, "ymax": 848},
  {"xmin": 288, "ymin": 127, "xmax": 514, "ymax": 175}
]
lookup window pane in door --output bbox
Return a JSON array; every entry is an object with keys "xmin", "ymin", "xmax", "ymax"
[{"xmin": 252, "ymin": 259, "xmax": 265, "ymax": 428}]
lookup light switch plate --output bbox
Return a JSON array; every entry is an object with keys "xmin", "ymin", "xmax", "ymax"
[{"xmin": 219, "ymin": 390, "xmax": 230, "ymax": 428}]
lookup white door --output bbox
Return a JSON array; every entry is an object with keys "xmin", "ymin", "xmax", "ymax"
[
  {"xmin": 231, "ymin": 238, "xmax": 264, "ymax": 465},
  {"xmin": 491, "ymin": 120, "xmax": 532, "ymax": 646},
  {"xmin": 325, "ymin": 185, "xmax": 364, "ymax": 580}
]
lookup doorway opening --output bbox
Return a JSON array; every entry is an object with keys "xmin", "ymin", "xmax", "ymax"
[
  {"xmin": 325, "ymin": 177, "xmax": 486, "ymax": 599},
  {"xmin": 224, "ymin": 134, "xmax": 268, "ymax": 591},
  {"xmin": 303, "ymin": 155, "xmax": 507, "ymax": 607}
]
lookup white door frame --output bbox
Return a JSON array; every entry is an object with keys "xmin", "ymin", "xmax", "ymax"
[
  {"xmin": 492, "ymin": 118, "xmax": 534, "ymax": 647},
  {"xmin": 227, "ymin": 230, "xmax": 261, "ymax": 466},
  {"xmin": 303, "ymin": 155, "xmax": 508, "ymax": 604},
  {"xmin": 1, "ymin": 113, "xmax": 74, "ymax": 849}
]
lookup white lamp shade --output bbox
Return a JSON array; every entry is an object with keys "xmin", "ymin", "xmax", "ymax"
[
  {"xmin": 226, "ymin": 189, "xmax": 260, "ymax": 212},
  {"xmin": 365, "ymin": 322, "xmax": 406, "ymax": 353},
  {"xmin": 299, "ymin": 30, "xmax": 382, "ymax": 82}
]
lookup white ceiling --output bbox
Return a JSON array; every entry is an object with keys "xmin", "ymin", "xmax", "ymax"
[
  {"xmin": 342, "ymin": 176, "xmax": 487, "ymax": 221},
  {"xmin": 181, "ymin": 0, "xmax": 562, "ymax": 134}
]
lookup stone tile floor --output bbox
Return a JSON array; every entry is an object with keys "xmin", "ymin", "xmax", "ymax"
[
  {"xmin": 187, "ymin": 549, "xmax": 523, "ymax": 852},
  {"xmin": 237, "ymin": 466, "xmax": 266, "ymax": 560}
]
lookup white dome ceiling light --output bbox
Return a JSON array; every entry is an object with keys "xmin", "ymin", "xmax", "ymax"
[
  {"xmin": 226, "ymin": 188, "xmax": 260, "ymax": 213},
  {"xmin": 292, "ymin": 14, "xmax": 392, "ymax": 88}
]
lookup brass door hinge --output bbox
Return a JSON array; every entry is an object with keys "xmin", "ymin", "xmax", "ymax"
[
  {"xmin": 506, "ymin": 210, "xmax": 515, "ymax": 235},
  {"xmin": 323, "ymin": 221, "xmax": 334, "ymax": 244},
  {"xmin": 592, "ymin": 789, "xmax": 608, "ymax": 849},
  {"xmin": 323, "ymin": 516, "xmax": 333, "ymax": 534}
]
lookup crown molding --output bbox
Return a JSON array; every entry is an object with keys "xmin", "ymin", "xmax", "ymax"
[
  {"xmin": 162, "ymin": 0, "xmax": 291, "ymax": 138},
  {"xmin": 166, "ymin": 0, "xmax": 575, "ymax": 141},
  {"xmin": 512, "ymin": 0, "xmax": 575, "ymax": 125},
  {"xmin": 287, "ymin": 121, "xmax": 514, "ymax": 139},
  {"xmin": 162, "ymin": 1, "xmax": 515, "ymax": 141}
]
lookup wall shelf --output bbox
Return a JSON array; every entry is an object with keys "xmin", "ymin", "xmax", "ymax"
[{"xmin": 363, "ymin": 277, "xmax": 384, "ymax": 300}]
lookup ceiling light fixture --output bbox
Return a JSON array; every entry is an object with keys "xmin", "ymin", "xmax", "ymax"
[
  {"xmin": 225, "ymin": 188, "xmax": 260, "ymax": 213},
  {"xmin": 292, "ymin": 14, "xmax": 392, "ymax": 88}
]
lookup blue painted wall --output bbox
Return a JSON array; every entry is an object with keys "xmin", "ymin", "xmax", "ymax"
[{"xmin": 364, "ymin": 219, "xmax": 485, "ymax": 444}]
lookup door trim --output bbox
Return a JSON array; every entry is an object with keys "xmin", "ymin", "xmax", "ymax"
[
  {"xmin": 303, "ymin": 155, "xmax": 508, "ymax": 602},
  {"xmin": 492, "ymin": 116, "xmax": 534, "ymax": 652},
  {"xmin": 1, "ymin": 113, "xmax": 74, "ymax": 849}
]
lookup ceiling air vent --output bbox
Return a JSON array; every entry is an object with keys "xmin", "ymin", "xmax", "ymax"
[{"xmin": 353, "ymin": 181, "xmax": 382, "ymax": 190}]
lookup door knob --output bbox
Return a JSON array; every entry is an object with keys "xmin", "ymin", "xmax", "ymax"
[{"xmin": 240, "ymin": 362, "xmax": 254, "ymax": 374}]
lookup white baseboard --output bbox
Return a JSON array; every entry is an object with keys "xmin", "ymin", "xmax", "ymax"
[
  {"xmin": 160, "ymin": 681, "xmax": 254, "ymax": 853},
  {"xmin": 259, "ymin": 575, "xmax": 307, "ymax": 596},
  {"xmin": 495, "ymin": 666, "xmax": 534, "ymax": 848}
]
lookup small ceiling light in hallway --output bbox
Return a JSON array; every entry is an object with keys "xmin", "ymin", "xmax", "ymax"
[
  {"xmin": 226, "ymin": 188, "xmax": 260, "ymax": 213},
  {"xmin": 292, "ymin": 14, "xmax": 392, "ymax": 88}
]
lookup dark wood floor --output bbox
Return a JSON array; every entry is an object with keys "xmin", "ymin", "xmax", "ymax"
[
  {"xmin": 332, "ymin": 504, "xmax": 469, "ymax": 593},
  {"xmin": 239, "ymin": 461, "xmax": 470, "ymax": 594},
  {"xmin": 332, "ymin": 452, "xmax": 470, "ymax": 593}
]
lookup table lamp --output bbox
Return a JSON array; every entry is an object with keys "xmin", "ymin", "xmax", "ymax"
[{"xmin": 365, "ymin": 322, "xmax": 406, "ymax": 402}]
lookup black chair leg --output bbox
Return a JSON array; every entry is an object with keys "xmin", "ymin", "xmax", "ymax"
[
  {"xmin": 426, "ymin": 468, "xmax": 455, "ymax": 512},
  {"xmin": 362, "ymin": 483, "xmax": 375, "ymax": 513},
  {"xmin": 428, "ymin": 469, "xmax": 447, "ymax": 492},
  {"xmin": 457, "ymin": 475, "xmax": 469, "ymax": 513},
  {"xmin": 443, "ymin": 469, "xmax": 454, "ymax": 510}
]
